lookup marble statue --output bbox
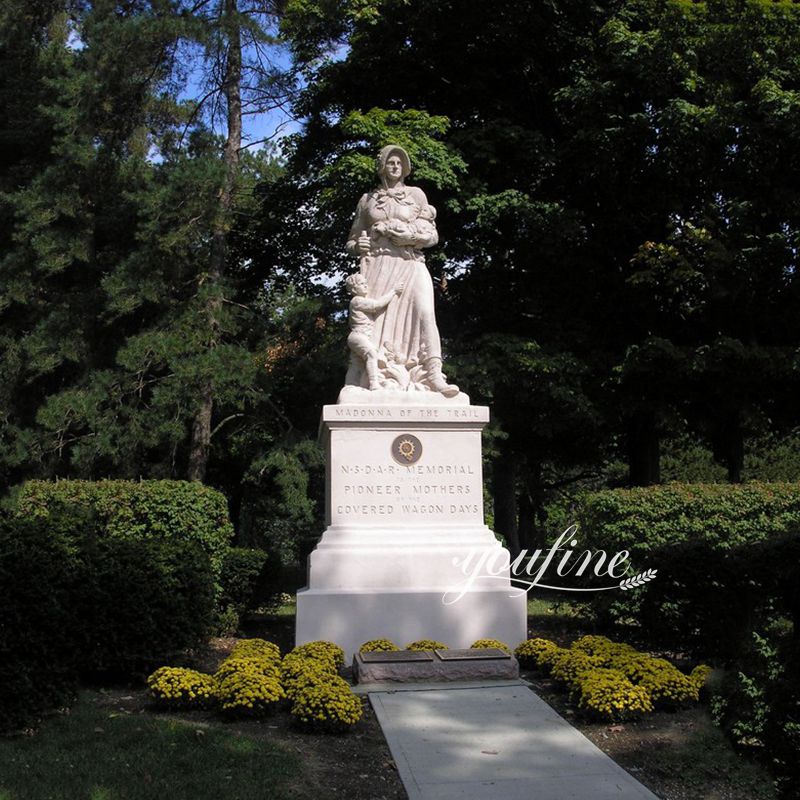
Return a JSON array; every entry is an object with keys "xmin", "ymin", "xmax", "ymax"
[
  {"xmin": 342, "ymin": 145, "xmax": 459, "ymax": 398},
  {"xmin": 345, "ymin": 273, "xmax": 404, "ymax": 391}
]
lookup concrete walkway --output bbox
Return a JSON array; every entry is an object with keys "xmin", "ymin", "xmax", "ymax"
[{"xmin": 369, "ymin": 683, "xmax": 660, "ymax": 800}]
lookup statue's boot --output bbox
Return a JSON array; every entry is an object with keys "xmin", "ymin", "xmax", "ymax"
[{"xmin": 424, "ymin": 357, "xmax": 459, "ymax": 398}]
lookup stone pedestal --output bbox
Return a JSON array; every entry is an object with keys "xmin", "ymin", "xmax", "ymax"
[{"xmin": 295, "ymin": 403, "xmax": 527, "ymax": 660}]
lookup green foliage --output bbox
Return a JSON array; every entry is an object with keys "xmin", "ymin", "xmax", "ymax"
[
  {"xmin": 78, "ymin": 533, "xmax": 216, "ymax": 675},
  {"xmin": 578, "ymin": 486, "xmax": 800, "ymax": 661},
  {"xmin": 238, "ymin": 439, "xmax": 324, "ymax": 565},
  {"xmin": 578, "ymin": 483, "xmax": 800, "ymax": 553},
  {"xmin": 712, "ymin": 628, "xmax": 800, "ymax": 793},
  {"xmin": 743, "ymin": 431, "xmax": 800, "ymax": 482},
  {"xmin": 660, "ymin": 435, "xmax": 728, "ymax": 483},
  {"xmin": 0, "ymin": 513, "xmax": 81, "ymax": 731},
  {"xmin": 0, "ymin": 508, "xmax": 216, "ymax": 731},
  {"xmin": 219, "ymin": 547, "xmax": 272, "ymax": 616},
  {"xmin": 12, "ymin": 479, "xmax": 234, "ymax": 576},
  {"xmin": 322, "ymin": 108, "xmax": 464, "ymax": 200}
]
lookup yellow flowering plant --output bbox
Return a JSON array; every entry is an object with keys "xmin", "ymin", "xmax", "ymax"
[
  {"xmin": 282, "ymin": 658, "xmax": 343, "ymax": 700},
  {"xmin": 216, "ymin": 670, "xmax": 285, "ymax": 717},
  {"xmin": 576, "ymin": 668, "xmax": 654, "ymax": 721},
  {"xmin": 230, "ymin": 638, "xmax": 281, "ymax": 663},
  {"xmin": 147, "ymin": 667, "xmax": 216, "ymax": 710},
  {"xmin": 571, "ymin": 635, "xmax": 637, "ymax": 666},
  {"xmin": 291, "ymin": 682, "xmax": 363, "ymax": 732},
  {"xmin": 637, "ymin": 660, "xmax": 700, "ymax": 707},
  {"xmin": 691, "ymin": 664, "xmax": 713, "ymax": 692},
  {"xmin": 214, "ymin": 655, "xmax": 281, "ymax": 684},
  {"xmin": 514, "ymin": 638, "xmax": 560, "ymax": 670},
  {"xmin": 280, "ymin": 652, "xmax": 337, "ymax": 695},
  {"xmin": 291, "ymin": 641, "xmax": 345, "ymax": 669},
  {"xmin": 359, "ymin": 638, "xmax": 400, "ymax": 652},
  {"xmin": 535, "ymin": 634, "xmax": 711, "ymax": 718},
  {"xmin": 550, "ymin": 649, "xmax": 602, "ymax": 687},
  {"xmin": 470, "ymin": 638, "xmax": 511, "ymax": 653},
  {"xmin": 405, "ymin": 639, "xmax": 448, "ymax": 651}
]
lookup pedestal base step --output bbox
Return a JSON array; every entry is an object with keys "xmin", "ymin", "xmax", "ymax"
[
  {"xmin": 296, "ymin": 586, "xmax": 527, "ymax": 661},
  {"xmin": 354, "ymin": 649, "xmax": 520, "ymax": 684}
]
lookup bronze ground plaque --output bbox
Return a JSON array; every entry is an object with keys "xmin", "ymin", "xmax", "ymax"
[
  {"xmin": 435, "ymin": 648, "xmax": 511, "ymax": 661},
  {"xmin": 360, "ymin": 651, "xmax": 434, "ymax": 663}
]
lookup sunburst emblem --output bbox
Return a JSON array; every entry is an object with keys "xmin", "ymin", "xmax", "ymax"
[
  {"xmin": 398, "ymin": 438, "xmax": 416, "ymax": 461},
  {"xmin": 391, "ymin": 433, "xmax": 422, "ymax": 465}
]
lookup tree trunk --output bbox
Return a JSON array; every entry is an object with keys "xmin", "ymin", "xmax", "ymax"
[
  {"xmin": 518, "ymin": 462, "xmax": 545, "ymax": 553},
  {"xmin": 187, "ymin": 0, "xmax": 242, "ymax": 482},
  {"xmin": 493, "ymin": 445, "xmax": 519, "ymax": 557},
  {"xmin": 722, "ymin": 414, "xmax": 744, "ymax": 484},
  {"xmin": 627, "ymin": 409, "xmax": 660, "ymax": 487}
]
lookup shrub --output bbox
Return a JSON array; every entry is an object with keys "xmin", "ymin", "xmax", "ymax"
[
  {"xmin": 217, "ymin": 671, "xmax": 285, "ymax": 717},
  {"xmin": 0, "ymin": 514, "xmax": 82, "ymax": 731},
  {"xmin": 231, "ymin": 638, "xmax": 281, "ymax": 664},
  {"xmin": 575, "ymin": 668, "xmax": 653, "ymax": 721},
  {"xmin": 12, "ymin": 479, "xmax": 234, "ymax": 579},
  {"xmin": 515, "ymin": 638, "xmax": 560, "ymax": 670},
  {"xmin": 280, "ymin": 653, "xmax": 336, "ymax": 693},
  {"xmin": 691, "ymin": 664, "xmax": 713, "ymax": 692},
  {"xmin": 291, "ymin": 682, "xmax": 363, "ymax": 732},
  {"xmin": 213, "ymin": 605, "xmax": 241, "ymax": 637},
  {"xmin": 406, "ymin": 639, "xmax": 448, "ymax": 651},
  {"xmin": 577, "ymin": 485, "xmax": 800, "ymax": 657},
  {"xmin": 570, "ymin": 635, "xmax": 636, "ymax": 662},
  {"xmin": 280, "ymin": 652, "xmax": 339, "ymax": 700},
  {"xmin": 284, "ymin": 667, "xmax": 348, "ymax": 702},
  {"xmin": 147, "ymin": 667, "xmax": 216, "ymax": 710},
  {"xmin": 0, "ymin": 508, "xmax": 216, "ymax": 731},
  {"xmin": 292, "ymin": 641, "xmax": 345, "ymax": 669},
  {"xmin": 550, "ymin": 649, "xmax": 601, "ymax": 686},
  {"xmin": 711, "ymin": 628, "xmax": 800, "ymax": 792},
  {"xmin": 578, "ymin": 483, "xmax": 800, "ymax": 554},
  {"xmin": 542, "ymin": 635, "xmax": 704, "ymax": 721},
  {"xmin": 470, "ymin": 639, "xmax": 511, "ymax": 653},
  {"xmin": 80, "ymin": 535, "xmax": 216, "ymax": 675},
  {"xmin": 359, "ymin": 639, "xmax": 399, "ymax": 653},
  {"xmin": 635, "ymin": 660, "xmax": 700, "ymax": 707},
  {"xmin": 219, "ymin": 548, "xmax": 272, "ymax": 616},
  {"xmin": 214, "ymin": 657, "xmax": 281, "ymax": 685}
]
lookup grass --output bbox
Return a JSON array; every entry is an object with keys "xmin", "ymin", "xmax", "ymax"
[
  {"xmin": 0, "ymin": 693, "xmax": 300, "ymax": 800},
  {"xmin": 563, "ymin": 700, "xmax": 781, "ymax": 800},
  {"xmin": 650, "ymin": 724, "xmax": 777, "ymax": 800}
]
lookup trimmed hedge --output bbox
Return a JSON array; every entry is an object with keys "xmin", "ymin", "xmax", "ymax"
[
  {"xmin": 576, "ymin": 483, "xmax": 800, "ymax": 655},
  {"xmin": 12, "ymin": 480, "xmax": 234, "ymax": 576},
  {"xmin": 577, "ymin": 483, "xmax": 800, "ymax": 554},
  {"xmin": 0, "ymin": 503, "xmax": 217, "ymax": 732},
  {"xmin": 0, "ymin": 514, "xmax": 82, "ymax": 731}
]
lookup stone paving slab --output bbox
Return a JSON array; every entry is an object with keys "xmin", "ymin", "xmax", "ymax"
[{"xmin": 369, "ymin": 684, "xmax": 660, "ymax": 800}]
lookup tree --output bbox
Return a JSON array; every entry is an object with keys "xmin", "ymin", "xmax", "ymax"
[{"xmin": 275, "ymin": 0, "xmax": 800, "ymax": 530}]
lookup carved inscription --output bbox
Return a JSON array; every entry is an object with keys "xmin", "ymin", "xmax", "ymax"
[{"xmin": 334, "ymin": 460, "xmax": 481, "ymax": 520}]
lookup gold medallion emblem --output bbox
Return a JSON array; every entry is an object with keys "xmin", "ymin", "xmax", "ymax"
[{"xmin": 391, "ymin": 434, "xmax": 423, "ymax": 465}]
